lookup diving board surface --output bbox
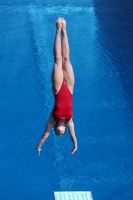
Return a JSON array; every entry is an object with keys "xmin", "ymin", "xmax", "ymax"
[{"xmin": 53, "ymin": 191, "xmax": 93, "ymax": 200}]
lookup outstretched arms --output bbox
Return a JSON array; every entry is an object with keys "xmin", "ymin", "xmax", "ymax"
[
  {"xmin": 36, "ymin": 117, "xmax": 77, "ymax": 155},
  {"xmin": 68, "ymin": 120, "xmax": 78, "ymax": 154},
  {"xmin": 36, "ymin": 114, "xmax": 55, "ymax": 156}
]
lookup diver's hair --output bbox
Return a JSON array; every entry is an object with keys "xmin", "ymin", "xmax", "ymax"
[
  {"xmin": 54, "ymin": 123, "xmax": 58, "ymax": 134},
  {"xmin": 54, "ymin": 122, "xmax": 66, "ymax": 135}
]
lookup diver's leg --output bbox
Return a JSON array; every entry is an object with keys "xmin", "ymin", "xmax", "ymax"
[
  {"xmin": 61, "ymin": 18, "xmax": 74, "ymax": 93},
  {"xmin": 52, "ymin": 18, "xmax": 63, "ymax": 94}
]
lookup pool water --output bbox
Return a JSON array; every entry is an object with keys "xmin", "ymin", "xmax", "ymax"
[{"xmin": 0, "ymin": 0, "xmax": 133, "ymax": 200}]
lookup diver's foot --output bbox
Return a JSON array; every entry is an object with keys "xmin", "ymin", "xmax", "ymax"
[
  {"xmin": 61, "ymin": 18, "xmax": 66, "ymax": 33},
  {"xmin": 56, "ymin": 17, "xmax": 62, "ymax": 32}
]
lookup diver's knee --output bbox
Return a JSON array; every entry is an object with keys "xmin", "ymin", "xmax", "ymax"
[
  {"xmin": 62, "ymin": 55, "xmax": 70, "ymax": 62},
  {"xmin": 54, "ymin": 55, "xmax": 62, "ymax": 63}
]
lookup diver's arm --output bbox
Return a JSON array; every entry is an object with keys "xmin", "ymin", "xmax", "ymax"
[
  {"xmin": 36, "ymin": 114, "xmax": 55, "ymax": 156},
  {"xmin": 68, "ymin": 119, "xmax": 78, "ymax": 154}
]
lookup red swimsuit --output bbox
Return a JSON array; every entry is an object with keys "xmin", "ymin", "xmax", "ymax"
[{"xmin": 53, "ymin": 81, "xmax": 73, "ymax": 123}]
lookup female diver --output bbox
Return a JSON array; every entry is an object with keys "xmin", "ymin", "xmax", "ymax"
[{"xmin": 36, "ymin": 18, "xmax": 78, "ymax": 156}]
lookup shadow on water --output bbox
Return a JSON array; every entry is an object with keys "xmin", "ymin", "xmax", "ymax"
[
  {"xmin": 94, "ymin": 0, "xmax": 133, "ymax": 115},
  {"xmin": 26, "ymin": 3, "xmax": 97, "ymax": 199},
  {"xmin": 27, "ymin": 0, "xmax": 98, "ymax": 190}
]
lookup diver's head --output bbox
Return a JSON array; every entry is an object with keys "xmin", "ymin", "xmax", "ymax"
[{"xmin": 54, "ymin": 121, "xmax": 66, "ymax": 136}]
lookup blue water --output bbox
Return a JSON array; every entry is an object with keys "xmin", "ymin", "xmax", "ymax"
[{"xmin": 0, "ymin": 0, "xmax": 133, "ymax": 200}]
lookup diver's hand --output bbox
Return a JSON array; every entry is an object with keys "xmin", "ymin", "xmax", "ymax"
[
  {"xmin": 70, "ymin": 146, "xmax": 77, "ymax": 154},
  {"xmin": 36, "ymin": 147, "xmax": 42, "ymax": 156}
]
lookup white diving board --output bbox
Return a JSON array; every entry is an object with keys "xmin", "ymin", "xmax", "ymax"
[{"xmin": 53, "ymin": 191, "xmax": 93, "ymax": 200}]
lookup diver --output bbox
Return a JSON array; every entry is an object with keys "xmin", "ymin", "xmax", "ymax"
[{"xmin": 36, "ymin": 18, "xmax": 78, "ymax": 156}]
